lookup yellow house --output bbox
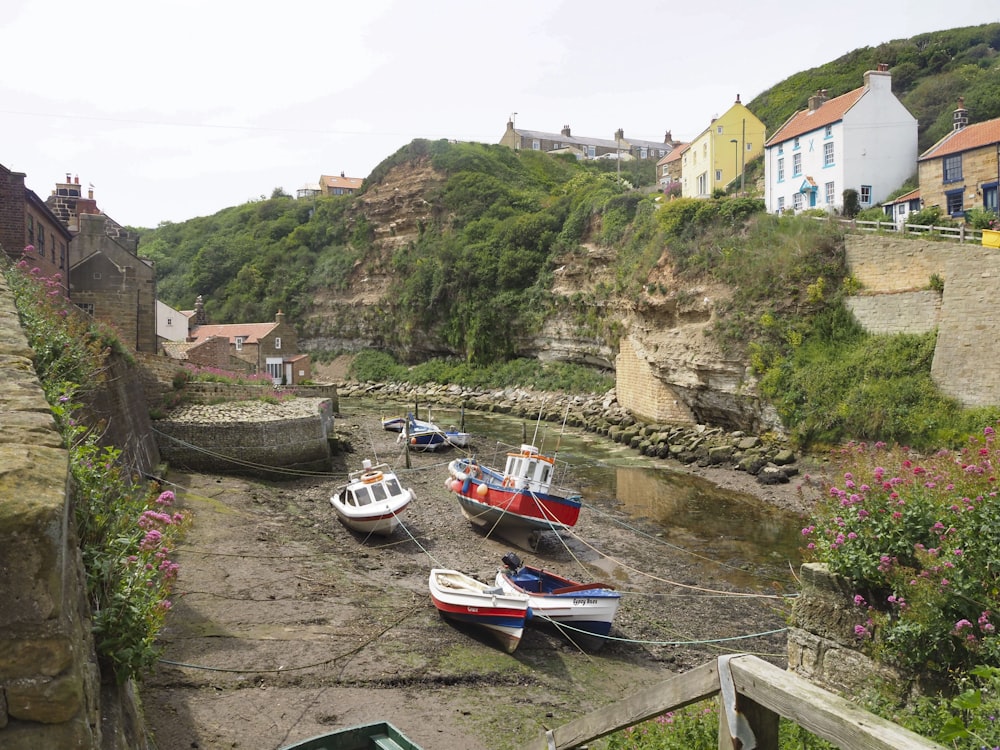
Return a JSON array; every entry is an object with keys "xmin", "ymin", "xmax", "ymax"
[{"xmin": 681, "ymin": 95, "xmax": 766, "ymax": 198}]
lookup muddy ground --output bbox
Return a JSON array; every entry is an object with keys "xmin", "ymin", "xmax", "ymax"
[{"xmin": 140, "ymin": 406, "xmax": 823, "ymax": 750}]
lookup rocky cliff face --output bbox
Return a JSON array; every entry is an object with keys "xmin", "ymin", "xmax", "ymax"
[{"xmin": 300, "ymin": 157, "xmax": 771, "ymax": 431}]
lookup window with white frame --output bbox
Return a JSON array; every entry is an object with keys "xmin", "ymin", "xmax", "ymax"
[
  {"xmin": 274, "ymin": 337, "xmax": 281, "ymax": 350},
  {"xmin": 777, "ymin": 158, "xmax": 785, "ymax": 182},
  {"xmin": 532, "ymin": 140, "xmax": 540, "ymax": 151},
  {"xmin": 717, "ymin": 125, "xmax": 723, "ymax": 134},
  {"xmin": 825, "ymin": 125, "xmax": 832, "ymax": 138},
  {"xmin": 793, "ymin": 137, "xmax": 800, "ymax": 150},
  {"xmin": 825, "ymin": 181, "xmax": 835, "ymax": 204},
  {"xmin": 943, "ymin": 154, "xmax": 962, "ymax": 183},
  {"xmin": 235, "ymin": 337, "xmax": 244, "ymax": 351},
  {"xmin": 746, "ymin": 142, "xmax": 752, "ymax": 151},
  {"xmin": 793, "ymin": 153, "xmax": 802, "ymax": 176},
  {"xmin": 823, "ymin": 141, "xmax": 834, "ymax": 166},
  {"xmin": 697, "ymin": 173, "xmax": 708, "ymax": 195},
  {"xmin": 860, "ymin": 185, "xmax": 872, "ymax": 204},
  {"xmin": 793, "ymin": 192, "xmax": 804, "ymax": 210},
  {"xmin": 715, "ymin": 169, "xmax": 722, "ymax": 181},
  {"xmin": 777, "ymin": 196, "xmax": 785, "ymax": 212}
]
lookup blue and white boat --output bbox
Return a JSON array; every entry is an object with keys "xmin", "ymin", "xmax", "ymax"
[{"xmin": 496, "ymin": 552, "xmax": 620, "ymax": 649}]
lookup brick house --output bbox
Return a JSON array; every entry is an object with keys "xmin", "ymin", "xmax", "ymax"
[
  {"xmin": 187, "ymin": 306, "xmax": 310, "ymax": 384},
  {"xmin": 918, "ymin": 100, "xmax": 1000, "ymax": 218},
  {"xmin": 656, "ymin": 144, "xmax": 687, "ymax": 191},
  {"xmin": 0, "ymin": 163, "xmax": 73, "ymax": 290}
]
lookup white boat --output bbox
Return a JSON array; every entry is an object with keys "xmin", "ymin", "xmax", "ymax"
[
  {"xmin": 428, "ymin": 568, "xmax": 531, "ymax": 653},
  {"xmin": 330, "ymin": 459, "xmax": 413, "ymax": 536},
  {"xmin": 495, "ymin": 552, "xmax": 620, "ymax": 649}
]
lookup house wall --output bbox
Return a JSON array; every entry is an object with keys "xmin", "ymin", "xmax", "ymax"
[
  {"xmin": 0, "ymin": 166, "xmax": 72, "ymax": 287},
  {"xmin": 766, "ymin": 123, "xmax": 845, "ymax": 213},
  {"xmin": 919, "ymin": 143, "xmax": 1000, "ymax": 216},
  {"xmin": 70, "ymin": 214, "xmax": 157, "ymax": 353},
  {"xmin": 156, "ymin": 300, "xmax": 188, "ymax": 342},
  {"xmin": 841, "ymin": 74, "xmax": 918, "ymax": 209},
  {"xmin": 682, "ymin": 103, "xmax": 765, "ymax": 198}
]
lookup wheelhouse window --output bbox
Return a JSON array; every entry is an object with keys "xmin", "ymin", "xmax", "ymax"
[{"xmin": 943, "ymin": 154, "xmax": 963, "ymax": 183}]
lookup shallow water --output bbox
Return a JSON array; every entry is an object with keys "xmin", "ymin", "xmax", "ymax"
[{"xmin": 339, "ymin": 398, "xmax": 805, "ymax": 589}]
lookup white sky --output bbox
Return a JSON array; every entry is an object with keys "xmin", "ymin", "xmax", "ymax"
[{"xmin": 2, "ymin": 0, "xmax": 996, "ymax": 228}]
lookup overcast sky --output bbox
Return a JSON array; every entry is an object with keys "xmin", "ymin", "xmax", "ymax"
[{"xmin": 2, "ymin": 0, "xmax": 996, "ymax": 228}]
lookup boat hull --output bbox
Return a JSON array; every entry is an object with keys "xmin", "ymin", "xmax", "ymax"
[
  {"xmin": 496, "ymin": 566, "xmax": 620, "ymax": 647},
  {"xmin": 278, "ymin": 721, "xmax": 424, "ymax": 750},
  {"xmin": 330, "ymin": 463, "xmax": 413, "ymax": 537},
  {"xmin": 428, "ymin": 569, "xmax": 529, "ymax": 653},
  {"xmin": 447, "ymin": 458, "xmax": 581, "ymax": 532}
]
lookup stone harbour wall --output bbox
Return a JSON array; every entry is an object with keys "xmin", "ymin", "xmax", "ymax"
[{"xmin": 154, "ymin": 398, "xmax": 336, "ymax": 475}]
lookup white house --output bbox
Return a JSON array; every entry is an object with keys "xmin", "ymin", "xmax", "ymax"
[
  {"xmin": 156, "ymin": 299, "xmax": 192, "ymax": 343},
  {"xmin": 764, "ymin": 64, "xmax": 917, "ymax": 214}
]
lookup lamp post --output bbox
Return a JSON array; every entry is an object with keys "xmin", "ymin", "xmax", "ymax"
[{"xmin": 730, "ymin": 139, "xmax": 739, "ymax": 195}]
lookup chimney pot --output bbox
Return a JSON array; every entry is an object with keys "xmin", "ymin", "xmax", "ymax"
[{"xmin": 74, "ymin": 175, "xmax": 79, "ymax": 184}]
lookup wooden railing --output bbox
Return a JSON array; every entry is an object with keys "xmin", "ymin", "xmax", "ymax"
[
  {"xmin": 813, "ymin": 215, "xmax": 985, "ymax": 244},
  {"xmin": 518, "ymin": 654, "xmax": 945, "ymax": 750}
]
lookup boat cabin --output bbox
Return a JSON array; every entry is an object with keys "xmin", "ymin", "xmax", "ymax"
[
  {"xmin": 503, "ymin": 444, "xmax": 554, "ymax": 494},
  {"xmin": 344, "ymin": 462, "xmax": 404, "ymax": 506}
]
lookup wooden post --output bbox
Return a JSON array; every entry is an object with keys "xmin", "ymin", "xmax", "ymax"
[{"xmin": 717, "ymin": 694, "xmax": 779, "ymax": 750}]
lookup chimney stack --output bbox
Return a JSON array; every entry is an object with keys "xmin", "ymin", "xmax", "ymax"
[
  {"xmin": 735, "ymin": 93, "xmax": 741, "ymax": 104},
  {"xmin": 665, "ymin": 130, "xmax": 672, "ymax": 143},
  {"xmin": 953, "ymin": 97, "xmax": 969, "ymax": 131},
  {"xmin": 808, "ymin": 89, "xmax": 829, "ymax": 111},
  {"xmin": 561, "ymin": 125, "xmax": 572, "ymax": 137}
]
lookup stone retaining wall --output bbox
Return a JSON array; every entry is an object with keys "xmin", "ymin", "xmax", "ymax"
[
  {"xmin": 788, "ymin": 563, "xmax": 909, "ymax": 701},
  {"xmin": 154, "ymin": 398, "xmax": 336, "ymax": 475},
  {"xmin": 0, "ymin": 274, "xmax": 100, "ymax": 748}
]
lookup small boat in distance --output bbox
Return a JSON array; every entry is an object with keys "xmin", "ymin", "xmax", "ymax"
[
  {"xmin": 329, "ymin": 459, "xmax": 412, "ymax": 536},
  {"xmin": 428, "ymin": 568, "xmax": 531, "ymax": 653},
  {"xmin": 381, "ymin": 415, "xmax": 408, "ymax": 432},
  {"xmin": 496, "ymin": 552, "xmax": 620, "ymax": 649},
  {"xmin": 446, "ymin": 444, "xmax": 582, "ymax": 547},
  {"xmin": 278, "ymin": 721, "xmax": 424, "ymax": 750},
  {"xmin": 400, "ymin": 413, "xmax": 448, "ymax": 452}
]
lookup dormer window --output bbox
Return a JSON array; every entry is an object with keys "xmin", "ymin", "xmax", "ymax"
[{"xmin": 235, "ymin": 337, "xmax": 244, "ymax": 351}]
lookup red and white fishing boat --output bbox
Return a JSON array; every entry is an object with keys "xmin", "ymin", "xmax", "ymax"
[
  {"xmin": 428, "ymin": 568, "xmax": 531, "ymax": 653},
  {"xmin": 445, "ymin": 444, "xmax": 582, "ymax": 546},
  {"xmin": 330, "ymin": 459, "xmax": 412, "ymax": 537}
]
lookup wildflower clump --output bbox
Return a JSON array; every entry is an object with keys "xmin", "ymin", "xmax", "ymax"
[{"xmin": 803, "ymin": 432, "xmax": 1000, "ymax": 674}]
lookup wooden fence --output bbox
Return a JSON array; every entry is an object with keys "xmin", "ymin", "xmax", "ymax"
[
  {"xmin": 518, "ymin": 654, "xmax": 945, "ymax": 750},
  {"xmin": 812, "ymin": 215, "xmax": 986, "ymax": 244}
]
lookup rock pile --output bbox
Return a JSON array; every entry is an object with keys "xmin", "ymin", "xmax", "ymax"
[{"xmin": 335, "ymin": 380, "xmax": 799, "ymax": 485}]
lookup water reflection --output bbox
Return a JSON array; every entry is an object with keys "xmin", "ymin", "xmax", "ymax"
[{"xmin": 340, "ymin": 398, "xmax": 805, "ymax": 587}]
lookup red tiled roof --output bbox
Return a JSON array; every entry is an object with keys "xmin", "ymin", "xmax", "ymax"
[
  {"xmin": 766, "ymin": 87, "xmax": 867, "ymax": 147},
  {"xmin": 321, "ymin": 174, "xmax": 364, "ymax": 190},
  {"xmin": 189, "ymin": 322, "xmax": 277, "ymax": 345},
  {"xmin": 919, "ymin": 117, "xmax": 1000, "ymax": 161},
  {"xmin": 883, "ymin": 188, "xmax": 920, "ymax": 205},
  {"xmin": 659, "ymin": 145, "xmax": 687, "ymax": 165}
]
